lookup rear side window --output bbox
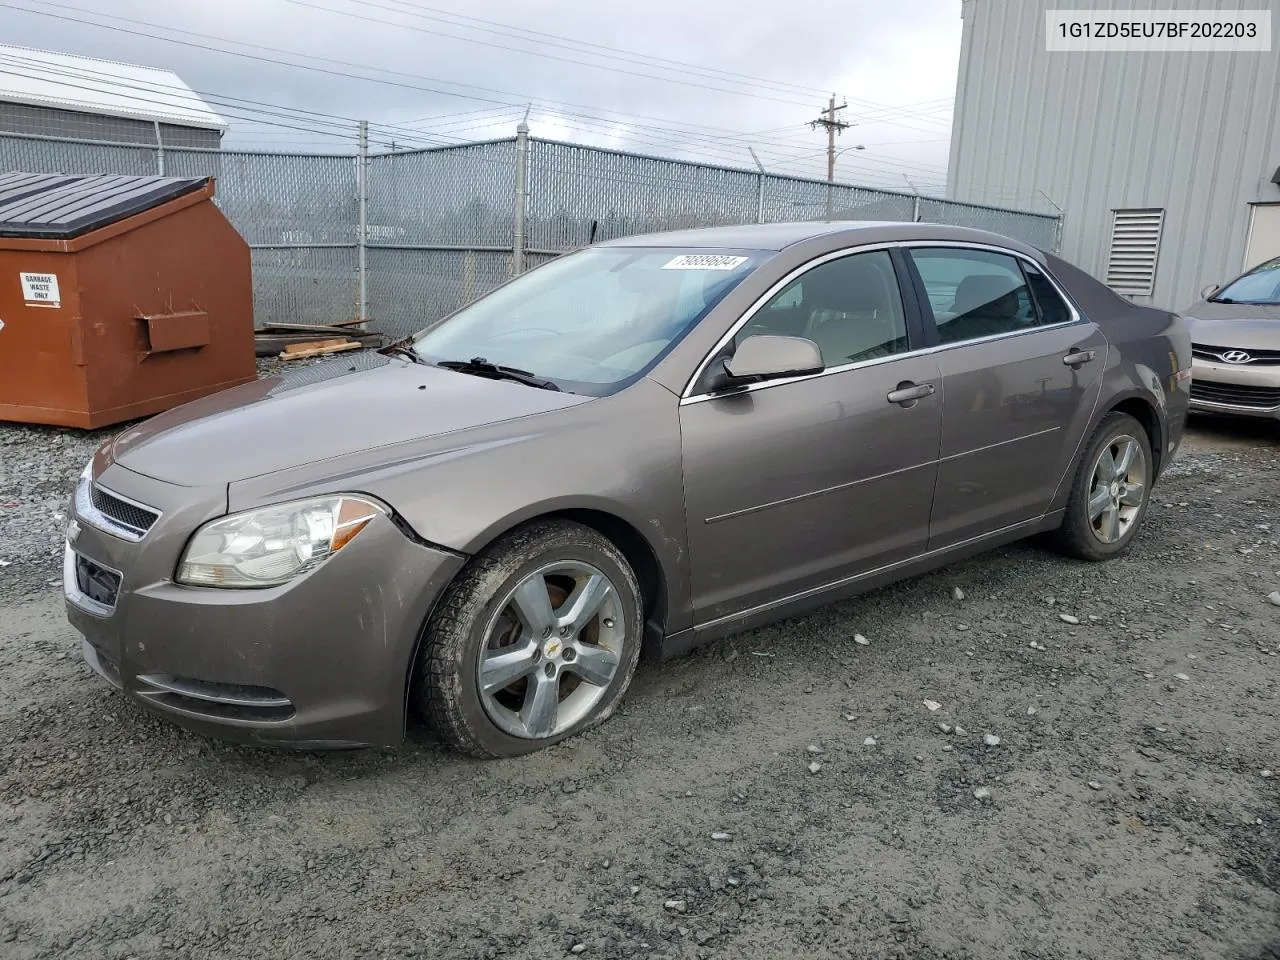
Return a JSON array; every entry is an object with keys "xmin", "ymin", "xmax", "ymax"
[
  {"xmin": 1023, "ymin": 261, "xmax": 1073, "ymax": 325},
  {"xmin": 909, "ymin": 248, "xmax": 1038, "ymax": 344}
]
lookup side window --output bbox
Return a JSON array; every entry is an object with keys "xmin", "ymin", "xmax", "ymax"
[
  {"xmin": 909, "ymin": 248, "xmax": 1038, "ymax": 345},
  {"xmin": 736, "ymin": 250, "xmax": 908, "ymax": 366},
  {"xmin": 1023, "ymin": 261, "xmax": 1073, "ymax": 325}
]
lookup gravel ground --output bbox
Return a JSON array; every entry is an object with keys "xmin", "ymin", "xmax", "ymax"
[{"xmin": 1, "ymin": 373, "xmax": 1278, "ymax": 960}]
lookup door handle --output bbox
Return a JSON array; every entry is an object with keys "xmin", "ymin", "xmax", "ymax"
[
  {"xmin": 886, "ymin": 381, "xmax": 936, "ymax": 406},
  {"xmin": 1063, "ymin": 349, "xmax": 1096, "ymax": 368}
]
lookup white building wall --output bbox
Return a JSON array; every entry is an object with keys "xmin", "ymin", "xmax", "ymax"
[{"xmin": 947, "ymin": 0, "xmax": 1280, "ymax": 310}]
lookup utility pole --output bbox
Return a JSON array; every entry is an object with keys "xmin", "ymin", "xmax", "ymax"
[
  {"xmin": 810, "ymin": 94, "xmax": 850, "ymax": 183},
  {"xmin": 811, "ymin": 94, "xmax": 849, "ymax": 220}
]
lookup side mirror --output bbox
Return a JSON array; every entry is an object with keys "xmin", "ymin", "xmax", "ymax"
[
  {"xmin": 1199, "ymin": 283, "xmax": 1219, "ymax": 300},
  {"xmin": 721, "ymin": 334, "xmax": 824, "ymax": 385}
]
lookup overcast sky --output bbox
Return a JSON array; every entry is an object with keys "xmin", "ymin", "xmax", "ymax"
[{"xmin": 2, "ymin": 0, "xmax": 961, "ymax": 191}]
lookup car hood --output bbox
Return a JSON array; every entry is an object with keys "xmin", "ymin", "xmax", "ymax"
[
  {"xmin": 107, "ymin": 353, "xmax": 592, "ymax": 486},
  {"xmin": 1185, "ymin": 300, "xmax": 1280, "ymax": 349}
]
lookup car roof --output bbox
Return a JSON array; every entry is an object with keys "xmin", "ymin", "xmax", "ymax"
[{"xmin": 594, "ymin": 220, "xmax": 1043, "ymax": 255}]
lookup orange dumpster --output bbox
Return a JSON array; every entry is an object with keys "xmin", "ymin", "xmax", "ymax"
[{"xmin": 0, "ymin": 172, "xmax": 255, "ymax": 429}]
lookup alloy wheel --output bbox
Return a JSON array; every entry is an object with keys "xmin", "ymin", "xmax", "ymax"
[
  {"xmin": 476, "ymin": 562, "xmax": 625, "ymax": 739},
  {"xmin": 1087, "ymin": 434, "xmax": 1147, "ymax": 544}
]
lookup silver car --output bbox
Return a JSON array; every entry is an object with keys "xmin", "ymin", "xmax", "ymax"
[
  {"xmin": 64, "ymin": 222, "xmax": 1191, "ymax": 757},
  {"xmin": 1184, "ymin": 256, "xmax": 1280, "ymax": 419}
]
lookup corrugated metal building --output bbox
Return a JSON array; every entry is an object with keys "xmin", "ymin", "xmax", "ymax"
[
  {"xmin": 947, "ymin": 0, "xmax": 1280, "ymax": 311},
  {"xmin": 0, "ymin": 45, "xmax": 227, "ymax": 150}
]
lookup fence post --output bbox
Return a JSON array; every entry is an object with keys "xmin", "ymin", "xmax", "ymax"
[
  {"xmin": 1036, "ymin": 190, "xmax": 1065, "ymax": 253},
  {"xmin": 748, "ymin": 147, "xmax": 766, "ymax": 224},
  {"xmin": 902, "ymin": 175, "xmax": 921, "ymax": 222},
  {"xmin": 357, "ymin": 120, "xmax": 369, "ymax": 323},
  {"xmin": 153, "ymin": 120, "xmax": 164, "ymax": 176},
  {"xmin": 512, "ymin": 121, "xmax": 529, "ymax": 276}
]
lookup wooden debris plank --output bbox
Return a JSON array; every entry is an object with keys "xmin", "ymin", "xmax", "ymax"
[
  {"xmin": 278, "ymin": 341, "xmax": 363, "ymax": 361},
  {"xmin": 253, "ymin": 332, "xmax": 383, "ymax": 357},
  {"xmin": 258, "ymin": 321, "xmax": 358, "ymax": 335},
  {"xmin": 282, "ymin": 337, "xmax": 349, "ymax": 354}
]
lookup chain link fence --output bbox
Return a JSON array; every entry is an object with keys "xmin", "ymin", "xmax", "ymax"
[
  {"xmin": 0, "ymin": 129, "xmax": 1061, "ymax": 340},
  {"xmin": 365, "ymin": 140, "xmax": 516, "ymax": 334}
]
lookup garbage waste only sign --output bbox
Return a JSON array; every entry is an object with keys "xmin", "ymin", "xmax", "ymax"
[{"xmin": 20, "ymin": 272, "xmax": 60, "ymax": 308}]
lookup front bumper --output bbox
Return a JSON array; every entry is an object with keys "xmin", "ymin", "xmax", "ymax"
[
  {"xmin": 1189, "ymin": 358, "xmax": 1280, "ymax": 420},
  {"xmin": 64, "ymin": 463, "xmax": 466, "ymax": 749}
]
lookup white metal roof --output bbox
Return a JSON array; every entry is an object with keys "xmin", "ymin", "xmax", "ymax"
[{"xmin": 0, "ymin": 45, "xmax": 228, "ymax": 133}]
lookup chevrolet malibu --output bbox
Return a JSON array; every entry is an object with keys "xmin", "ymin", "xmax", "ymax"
[{"xmin": 65, "ymin": 222, "xmax": 1191, "ymax": 757}]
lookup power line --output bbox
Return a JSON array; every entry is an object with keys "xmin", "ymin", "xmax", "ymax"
[
  {"xmin": 4, "ymin": 0, "xmax": 951, "ymax": 157},
  {"xmin": 304, "ymin": 0, "xmax": 957, "ymax": 128},
  {"xmin": 0, "ymin": 42, "xmax": 791, "ymax": 169},
  {"xmin": 0, "ymin": 4, "xmax": 951, "ymax": 184},
  {"xmin": 366, "ymin": 0, "xmax": 959, "ymax": 127},
  {"xmin": 287, "ymin": 0, "xmax": 822, "ymax": 111},
  {"xmin": 1, "ymin": 51, "xmax": 507, "ymax": 153},
  {"xmin": 515, "ymin": 109, "xmax": 949, "ymax": 182},
  {"xmin": 295, "ymin": 0, "xmax": 956, "ymax": 136},
  {"xmin": 387, "ymin": 104, "xmax": 522, "ymax": 129},
  {"xmin": 0, "ymin": 66, "xmax": 357, "ymax": 143},
  {"xmin": 0, "ymin": 45, "xmax": 950, "ymax": 187},
  {"xmin": 0, "ymin": 53, "xmax": 452, "ymax": 148},
  {"xmin": 362, "ymin": 0, "xmax": 849, "ymax": 102}
]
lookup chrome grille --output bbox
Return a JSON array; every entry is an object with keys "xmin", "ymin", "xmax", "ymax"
[
  {"xmin": 136, "ymin": 674, "xmax": 295, "ymax": 722},
  {"xmin": 1192, "ymin": 343, "xmax": 1280, "ymax": 365},
  {"xmin": 1190, "ymin": 379, "xmax": 1280, "ymax": 409},
  {"xmin": 83, "ymin": 484, "xmax": 159, "ymax": 539}
]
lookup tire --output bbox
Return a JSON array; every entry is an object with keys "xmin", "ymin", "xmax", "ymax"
[
  {"xmin": 1049, "ymin": 411, "xmax": 1154, "ymax": 562},
  {"xmin": 417, "ymin": 519, "xmax": 643, "ymax": 758}
]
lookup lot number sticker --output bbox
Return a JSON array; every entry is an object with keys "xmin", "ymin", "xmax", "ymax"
[
  {"xmin": 20, "ymin": 272, "xmax": 61, "ymax": 307},
  {"xmin": 662, "ymin": 254, "xmax": 748, "ymax": 271}
]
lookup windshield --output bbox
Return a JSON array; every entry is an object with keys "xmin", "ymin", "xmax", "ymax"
[
  {"xmin": 1213, "ymin": 257, "xmax": 1280, "ymax": 305},
  {"xmin": 409, "ymin": 247, "xmax": 768, "ymax": 395}
]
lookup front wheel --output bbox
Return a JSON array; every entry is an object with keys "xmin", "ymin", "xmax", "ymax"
[
  {"xmin": 416, "ymin": 520, "xmax": 643, "ymax": 758},
  {"xmin": 1049, "ymin": 411, "xmax": 1154, "ymax": 561}
]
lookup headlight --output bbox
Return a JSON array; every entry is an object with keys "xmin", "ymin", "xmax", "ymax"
[
  {"xmin": 72, "ymin": 459, "xmax": 93, "ymax": 514},
  {"xmin": 176, "ymin": 495, "xmax": 385, "ymax": 588}
]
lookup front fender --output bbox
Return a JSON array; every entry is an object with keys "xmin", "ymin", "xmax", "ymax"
[{"xmin": 229, "ymin": 378, "xmax": 694, "ymax": 636}]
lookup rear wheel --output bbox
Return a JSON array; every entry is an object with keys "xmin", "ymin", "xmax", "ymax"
[
  {"xmin": 417, "ymin": 520, "xmax": 643, "ymax": 758},
  {"xmin": 1050, "ymin": 411, "xmax": 1153, "ymax": 561}
]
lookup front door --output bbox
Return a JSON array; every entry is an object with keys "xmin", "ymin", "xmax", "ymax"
[
  {"xmin": 679, "ymin": 248, "xmax": 942, "ymax": 625},
  {"xmin": 904, "ymin": 246, "xmax": 1107, "ymax": 550}
]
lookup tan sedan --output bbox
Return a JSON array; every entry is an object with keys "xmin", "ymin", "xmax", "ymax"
[{"xmin": 1185, "ymin": 257, "xmax": 1280, "ymax": 419}]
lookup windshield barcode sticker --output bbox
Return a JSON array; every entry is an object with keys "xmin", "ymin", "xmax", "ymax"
[{"xmin": 662, "ymin": 254, "xmax": 748, "ymax": 271}]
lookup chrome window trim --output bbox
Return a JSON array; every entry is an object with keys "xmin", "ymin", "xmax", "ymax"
[
  {"xmin": 680, "ymin": 240, "xmax": 1086, "ymax": 406},
  {"xmin": 75, "ymin": 478, "xmax": 162, "ymax": 542}
]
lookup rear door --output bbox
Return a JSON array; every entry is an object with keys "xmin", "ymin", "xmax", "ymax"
[{"xmin": 903, "ymin": 245, "xmax": 1107, "ymax": 550}]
